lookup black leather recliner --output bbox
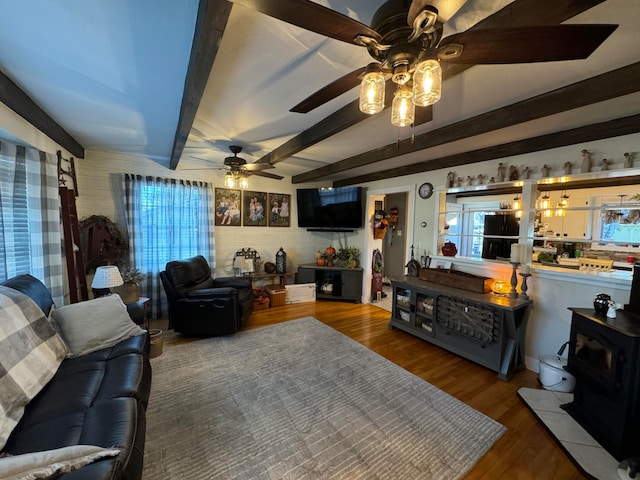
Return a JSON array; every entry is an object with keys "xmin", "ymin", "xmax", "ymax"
[{"xmin": 159, "ymin": 255, "xmax": 254, "ymax": 336}]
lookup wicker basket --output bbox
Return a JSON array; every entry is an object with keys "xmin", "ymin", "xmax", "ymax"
[{"xmin": 266, "ymin": 285, "xmax": 287, "ymax": 307}]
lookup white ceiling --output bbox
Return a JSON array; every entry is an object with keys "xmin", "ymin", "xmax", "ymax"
[{"xmin": 1, "ymin": 0, "xmax": 639, "ymax": 184}]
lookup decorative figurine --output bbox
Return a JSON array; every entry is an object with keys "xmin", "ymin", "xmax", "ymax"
[
  {"xmin": 602, "ymin": 158, "xmax": 610, "ymax": 170},
  {"xmin": 466, "ymin": 175, "xmax": 474, "ymax": 186},
  {"xmin": 541, "ymin": 164, "xmax": 551, "ymax": 177},
  {"xmin": 497, "ymin": 163, "xmax": 506, "ymax": 182},
  {"xmin": 522, "ymin": 166, "xmax": 532, "ymax": 179},
  {"xmin": 509, "ymin": 165, "xmax": 519, "ymax": 181},
  {"xmin": 563, "ymin": 161, "xmax": 572, "ymax": 175},
  {"xmin": 624, "ymin": 152, "xmax": 634, "ymax": 168},
  {"xmin": 455, "ymin": 176, "xmax": 463, "ymax": 187},
  {"xmin": 581, "ymin": 149, "xmax": 592, "ymax": 173},
  {"xmin": 488, "ymin": 176, "xmax": 496, "ymax": 184},
  {"xmin": 447, "ymin": 171, "xmax": 456, "ymax": 188},
  {"xmin": 477, "ymin": 173, "xmax": 486, "ymax": 185}
]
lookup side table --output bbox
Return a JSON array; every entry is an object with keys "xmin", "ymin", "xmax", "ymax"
[{"xmin": 126, "ymin": 296, "xmax": 150, "ymax": 328}]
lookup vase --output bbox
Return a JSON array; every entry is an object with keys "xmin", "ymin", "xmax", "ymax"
[
  {"xmin": 441, "ymin": 241, "xmax": 458, "ymax": 257},
  {"xmin": 116, "ymin": 281, "xmax": 140, "ymax": 303},
  {"xmin": 593, "ymin": 293, "xmax": 611, "ymax": 315}
]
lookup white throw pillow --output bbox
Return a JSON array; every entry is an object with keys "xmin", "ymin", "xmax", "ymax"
[
  {"xmin": 52, "ymin": 294, "xmax": 145, "ymax": 358},
  {"xmin": 0, "ymin": 445, "xmax": 120, "ymax": 480},
  {"xmin": 0, "ymin": 287, "xmax": 68, "ymax": 451}
]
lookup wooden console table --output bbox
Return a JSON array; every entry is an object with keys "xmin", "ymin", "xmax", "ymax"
[{"xmin": 389, "ymin": 276, "xmax": 531, "ymax": 380}]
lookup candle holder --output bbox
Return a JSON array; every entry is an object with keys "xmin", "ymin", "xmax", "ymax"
[
  {"xmin": 509, "ymin": 261, "xmax": 520, "ymax": 298},
  {"xmin": 519, "ymin": 273, "xmax": 531, "ymax": 300}
]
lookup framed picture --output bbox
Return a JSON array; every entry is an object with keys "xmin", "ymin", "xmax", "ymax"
[
  {"xmin": 429, "ymin": 258, "xmax": 452, "ymax": 270},
  {"xmin": 268, "ymin": 193, "xmax": 291, "ymax": 227},
  {"xmin": 242, "ymin": 191, "xmax": 268, "ymax": 226},
  {"xmin": 215, "ymin": 188, "xmax": 242, "ymax": 226}
]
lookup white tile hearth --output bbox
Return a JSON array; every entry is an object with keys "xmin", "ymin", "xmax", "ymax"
[{"xmin": 518, "ymin": 387, "xmax": 626, "ymax": 480}]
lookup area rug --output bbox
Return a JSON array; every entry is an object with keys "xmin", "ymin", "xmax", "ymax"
[{"xmin": 143, "ymin": 317, "xmax": 505, "ymax": 479}]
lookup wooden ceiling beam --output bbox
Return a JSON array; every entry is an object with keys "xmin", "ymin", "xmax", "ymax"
[
  {"xmin": 0, "ymin": 70, "xmax": 84, "ymax": 158},
  {"xmin": 169, "ymin": 0, "xmax": 232, "ymax": 170},
  {"xmin": 294, "ymin": 62, "xmax": 640, "ymax": 184},
  {"xmin": 332, "ymin": 114, "xmax": 640, "ymax": 187},
  {"xmin": 255, "ymin": 0, "xmax": 606, "ymax": 168}
]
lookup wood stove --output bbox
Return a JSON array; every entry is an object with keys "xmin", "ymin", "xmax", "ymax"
[{"xmin": 563, "ymin": 306, "xmax": 640, "ymax": 461}]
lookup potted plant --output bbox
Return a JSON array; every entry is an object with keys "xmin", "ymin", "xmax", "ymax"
[
  {"xmin": 336, "ymin": 247, "xmax": 360, "ymax": 268},
  {"xmin": 116, "ymin": 266, "xmax": 144, "ymax": 303}
]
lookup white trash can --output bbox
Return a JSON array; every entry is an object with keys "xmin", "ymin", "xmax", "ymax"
[{"xmin": 538, "ymin": 355, "xmax": 575, "ymax": 392}]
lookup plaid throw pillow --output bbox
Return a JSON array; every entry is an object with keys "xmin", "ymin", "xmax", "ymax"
[{"xmin": 0, "ymin": 286, "xmax": 68, "ymax": 451}]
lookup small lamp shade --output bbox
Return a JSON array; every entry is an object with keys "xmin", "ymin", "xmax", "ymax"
[{"xmin": 92, "ymin": 266, "xmax": 124, "ymax": 289}]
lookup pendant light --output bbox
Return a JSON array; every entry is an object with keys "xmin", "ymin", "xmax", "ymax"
[
  {"xmin": 359, "ymin": 63, "xmax": 385, "ymax": 115},
  {"xmin": 391, "ymin": 85, "xmax": 415, "ymax": 127},
  {"xmin": 224, "ymin": 172, "xmax": 235, "ymax": 188},
  {"xmin": 239, "ymin": 175, "xmax": 249, "ymax": 190},
  {"xmin": 412, "ymin": 56, "xmax": 442, "ymax": 107}
]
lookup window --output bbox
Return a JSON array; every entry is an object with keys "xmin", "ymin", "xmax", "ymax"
[
  {"xmin": 0, "ymin": 140, "xmax": 63, "ymax": 303},
  {"xmin": 123, "ymin": 175, "xmax": 215, "ymax": 318}
]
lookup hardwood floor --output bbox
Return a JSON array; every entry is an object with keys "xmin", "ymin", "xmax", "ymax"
[{"xmin": 153, "ymin": 301, "xmax": 587, "ymax": 479}]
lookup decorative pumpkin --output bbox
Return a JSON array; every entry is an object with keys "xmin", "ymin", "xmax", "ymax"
[
  {"xmin": 316, "ymin": 257, "xmax": 326, "ymax": 266},
  {"xmin": 324, "ymin": 245, "xmax": 336, "ymax": 256}
]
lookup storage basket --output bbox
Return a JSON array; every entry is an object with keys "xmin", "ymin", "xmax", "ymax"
[{"xmin": 266, "ymin": 285, "xmax": 287, "ymax": 307}]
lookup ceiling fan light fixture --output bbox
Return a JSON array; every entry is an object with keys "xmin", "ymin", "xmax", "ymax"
[
  {"xmin": 391, "ymin": 85, "xmax": 414, "ymax": 127},
  {"xmin": 224, "ymin": 172, "xmax": 235, "ymax": 188},
  {"xmin": 239, "ymin": 175, "xmax": 249, "ymax": 189},
  {"xmin": 359, "ymin": 63, "xmax": 386, "ymax": 115},
  {"xmin": 412, "ymin": 57, "xmax": 441, "ymax": 107}
]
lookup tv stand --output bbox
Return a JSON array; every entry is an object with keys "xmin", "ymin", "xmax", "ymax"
[{"xmin": 297, "ymin": 264, "xmax": 362, "ymax": 303}]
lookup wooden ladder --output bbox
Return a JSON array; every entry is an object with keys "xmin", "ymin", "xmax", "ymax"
[{"xmin": 60, "ymin": 186, "xmax": 89, "ymax": 303}]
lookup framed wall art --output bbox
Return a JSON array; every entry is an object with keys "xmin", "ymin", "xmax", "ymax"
[
  {"xmin": 215, "ymin": 188, "xmax": 242, "ymax": 226},
  {"xmin": 268, "ymin": 193, "xmax": 291, "ymax": 227},
  {"xmin": 242, "ymin": 190, "xmax": 268, "ymax": 226}
]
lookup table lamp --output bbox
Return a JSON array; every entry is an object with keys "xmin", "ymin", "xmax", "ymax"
[{"xmin": 92, "ymin": 265, "xmax": 124, "ymax": 298}]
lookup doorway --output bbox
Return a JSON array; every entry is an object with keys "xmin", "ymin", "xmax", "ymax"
[{"xmin": 364, "ymin": 187, "xmax": 413, "ymax": 311}]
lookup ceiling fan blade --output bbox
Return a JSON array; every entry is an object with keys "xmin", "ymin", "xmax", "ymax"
[
  {"xmin": 251, "ymin": 170, "xmax": 284, "ymax": 180},
  {"xmin": 408, "ymin": 0, "xmax": 468, "ymax": 26},
  {"xmin": 242, "ymin": 163, "xmax": 275, "ymax": 171},
  {"xmin": 440, "ymin": 24, "xmax": 617, "ymax": 64},
  {"xmin": 229, "ymin": 0, "xmax": 381, "ymax": 45},
  {"xmin": 291, "ymin": 66, "xmax": 367, "ymax": 113}
]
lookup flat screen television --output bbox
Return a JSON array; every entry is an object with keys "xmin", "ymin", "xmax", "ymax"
[{"xmin": 296, "ymin": 187, "xmax": 364, "ymax": 230}]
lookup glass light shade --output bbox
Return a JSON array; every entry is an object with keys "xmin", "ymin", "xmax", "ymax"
[
  {"xmin": 541, "ymin": 194, "xmax": 550, "ymax": 209},
  {"xmin": 239, "ymin": 175, "xmax": 249, "ymax": 189},
  {"xmin": 91, "ymin": 266, "xmax": 124, "ymax": 289},
  {"xmin": 224, "ymin": 172, "xmax": 235, "ymax": 188},
  {"xmin": 491, "ymin": 279, "xmax": 511, "ymax": 296},
  {"xmin": 412, "ymin": 58, "xmax": 442, "ymax": 107},
  {"xmin": 359, "ymin": 69, "xmax": 385, "ymax": 115},
  {"xmin": 391, "ymin": 86, "xmax": 415, "ymax": 127}
]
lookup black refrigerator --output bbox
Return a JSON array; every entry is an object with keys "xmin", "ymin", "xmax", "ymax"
[{"xmin": 481, "ymin": 214, "xmax": 519, "ymax": 260}]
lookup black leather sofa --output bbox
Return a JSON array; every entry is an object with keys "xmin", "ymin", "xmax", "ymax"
[
  {"xmin": 160, "ymin": 255, "xmax": 254, "ymax": 336},
  {"xmin": 1, "ymin": 274, "xmax": 151, "ymax": 480}
]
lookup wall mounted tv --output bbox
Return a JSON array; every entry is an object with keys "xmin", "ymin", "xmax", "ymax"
[{"xmin": 296, "ymin": 187, "xmax": 364, "ymax": 231}]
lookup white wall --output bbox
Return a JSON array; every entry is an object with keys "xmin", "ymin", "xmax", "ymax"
[
  {"xmin": 356, "ymin": 132, "xmax": 640, "ymax": 372},
  {"xmin": 72, "ymin": 149, "xmax": 338, "ymax": 277}
]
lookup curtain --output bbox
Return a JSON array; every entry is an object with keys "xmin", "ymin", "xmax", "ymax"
[
  {"xmin": 0, "ymin": 140, "xmax": 63, "ymax": 305},
  {"xmin": 123, "ymin": 174, "xmax": 215, "ymax": 318}
]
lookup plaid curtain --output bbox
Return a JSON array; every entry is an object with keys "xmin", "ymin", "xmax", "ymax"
[
  {"xmin": 0, "ymin": 140, "xmax": 63, "ymax": 305},
  {"xmin": 123, "ymin": 174, "xmax": 215, "ymax": 319}
]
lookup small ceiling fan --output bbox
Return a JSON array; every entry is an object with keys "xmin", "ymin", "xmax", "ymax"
[
  {"xmin": 184, "ymin": 145, "xmax": 284, "ymax": 184},
  {"xmin": 229, "ymin": 0, "xmax": 617, "ymax": 126}
]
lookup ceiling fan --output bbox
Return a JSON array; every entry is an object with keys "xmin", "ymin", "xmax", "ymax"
[
  {"xmin": 185, "ymin": 145, "xmax": 284, "ymax": 186},
  {"xmin": 229, "ymin": 0, "xmax": 617, "ymax": 126}
]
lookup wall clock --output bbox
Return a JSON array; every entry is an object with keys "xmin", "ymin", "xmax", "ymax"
[{"xmin": 418, "ymin": 182, "xmax": 434, "ymax": 199}]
